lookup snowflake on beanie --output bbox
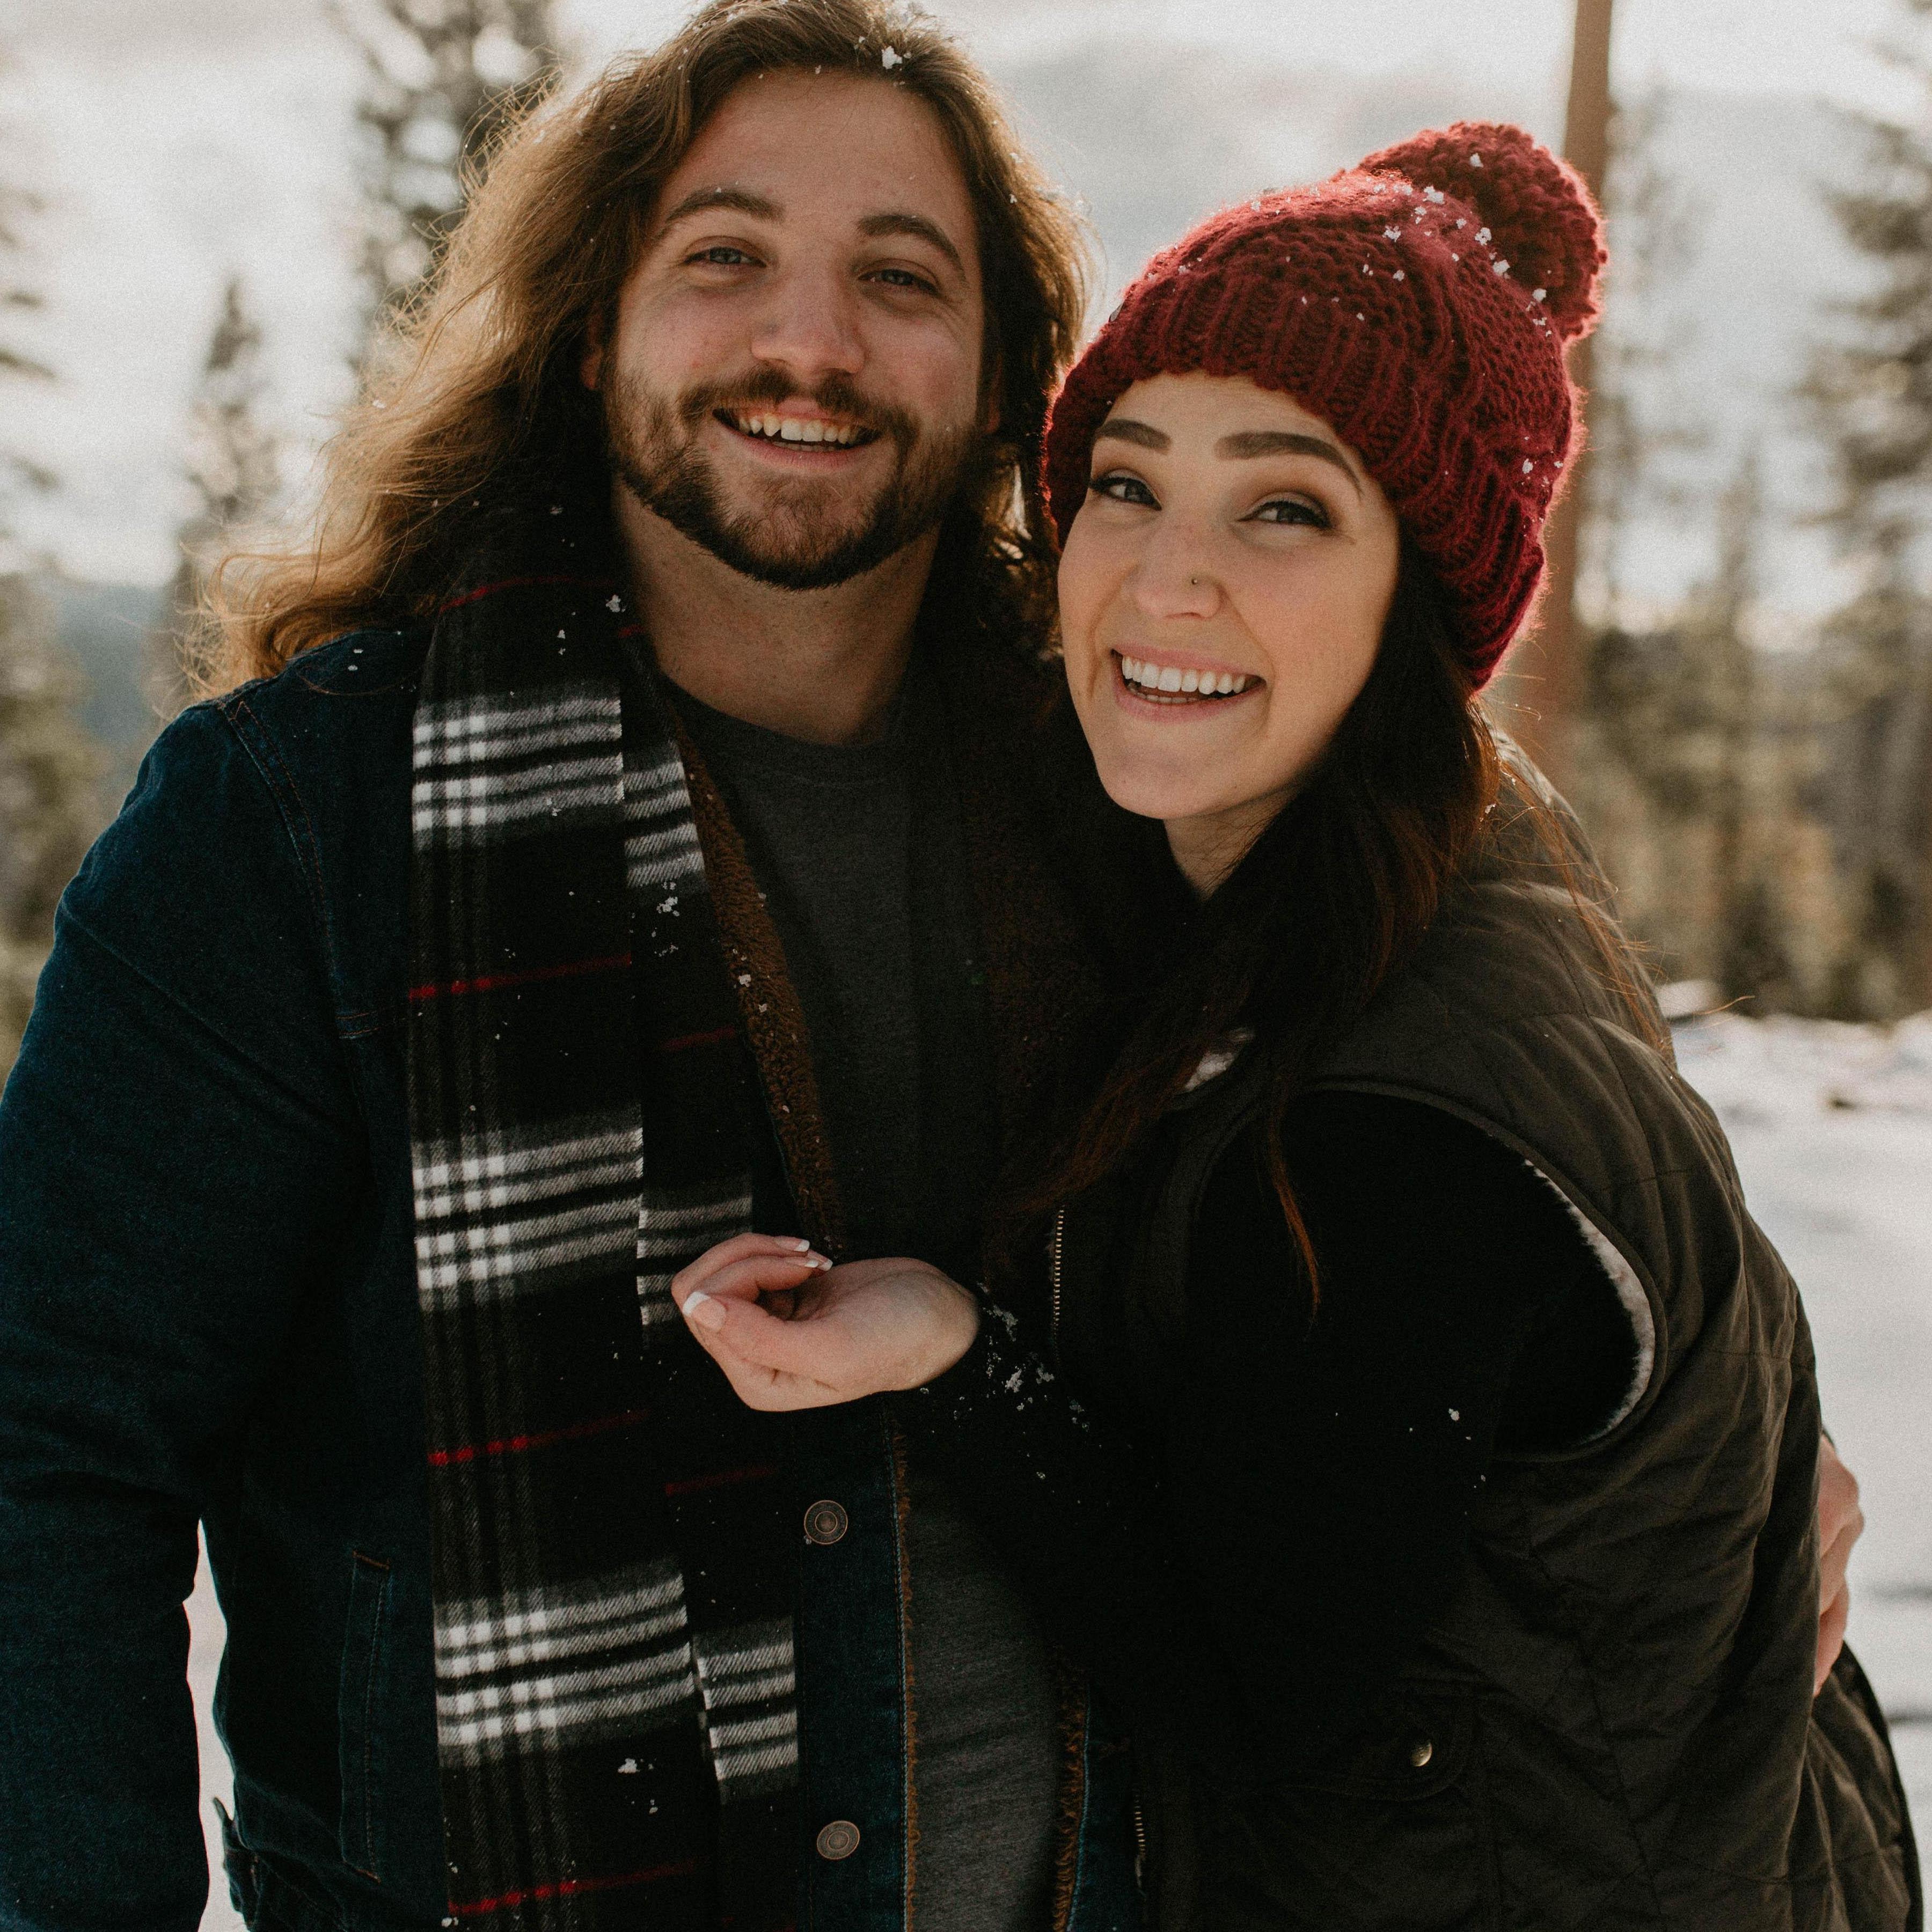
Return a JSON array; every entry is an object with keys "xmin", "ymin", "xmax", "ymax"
[{"xmin": 1042, "ymin": 120, "xmax": 1606, "ymax": 691}]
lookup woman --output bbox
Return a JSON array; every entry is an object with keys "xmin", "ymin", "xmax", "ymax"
[{"xmin": 671, "ymin": 122, "xmax": 1919, "ymax": 1928}]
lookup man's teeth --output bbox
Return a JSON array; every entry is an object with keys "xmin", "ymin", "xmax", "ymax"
[
  {"xmin": 1119, "ymin": 655, "xmax": 1249, "ymax": 697},
  {"xmin": 732, "ymin": 412, "xmax": 865, "ymax": 447}
]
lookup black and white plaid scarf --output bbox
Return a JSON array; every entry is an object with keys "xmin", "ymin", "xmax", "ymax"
[{"xmin": 406, "ymin": 517, "xmax": 800, "ymax": 1929}]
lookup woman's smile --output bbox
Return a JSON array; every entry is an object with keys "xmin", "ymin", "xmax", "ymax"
[{"xmin": 1112, "ymin": 647, "xmax": 1262, "ymax": 712}]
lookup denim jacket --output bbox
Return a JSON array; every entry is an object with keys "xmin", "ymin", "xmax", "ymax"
[{"xmin": 0, "ymin": 628, "xmax": 1140, "ymax": 1932}]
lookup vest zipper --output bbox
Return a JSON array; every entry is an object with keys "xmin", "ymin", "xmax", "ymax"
[
  {"xmin": 1049, "ymin": 1204, "xmax": 1067, "ymax": 1353},
  {"xmin": 1131, "ymin": 1795, "xmax": 1147, "ymax": 1891}
]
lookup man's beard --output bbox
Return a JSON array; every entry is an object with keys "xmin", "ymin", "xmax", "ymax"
[{"xmin": 605, "ymin": 367, "xmax": 983, "ymax": 592}]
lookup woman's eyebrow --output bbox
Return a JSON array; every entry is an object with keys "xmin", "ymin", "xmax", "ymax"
[
  {"xmin": 1216, "ymin": 429, "xmax": 1363, "ymax": 497},
  {"xmin": 1093, "ymin": 418, "xmax": 1168, "ymax": 451}
]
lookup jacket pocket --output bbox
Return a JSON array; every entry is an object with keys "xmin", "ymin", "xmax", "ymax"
[
  {"xmin": 1202, "ymin": 1685, "xmax": 1499, "ymax": 1931},
  {"xmin": 338, "ymin": 1549, "xmax": 393, "ymax": 1883}
]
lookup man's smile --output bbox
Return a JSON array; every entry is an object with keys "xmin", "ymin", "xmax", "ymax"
[{"xmin": 716, "ymin": 407, "xmax": 880, "ymax": 454}]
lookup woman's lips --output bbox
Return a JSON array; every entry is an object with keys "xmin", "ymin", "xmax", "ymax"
[{"xmin": 1111, "ymin": 650, "xmax": 1262, "ymax": 715}]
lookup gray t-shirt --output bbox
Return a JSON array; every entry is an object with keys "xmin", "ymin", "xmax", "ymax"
[{"xmin": 667, "ymin": 665, "xmax": 1062, "ymax": 1931}]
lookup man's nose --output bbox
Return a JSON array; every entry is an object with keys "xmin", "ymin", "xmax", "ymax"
[{"xmin": 748, "ymin": 266, "xmax": 866, "ymax": 385}]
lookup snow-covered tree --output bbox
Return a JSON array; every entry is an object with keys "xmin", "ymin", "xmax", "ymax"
[
  {"xmin": 1804, "ymin": 0, "xmax": 1932, "ymax": 1015},
  {"xmin": 0, "ymin": 576, "xmax": 99, "ymax": 1073},
  {"xmin": 332, "ymin": 0, "xmax": 562, "ymax": 331},
  {"xmin": 0, "ymin": 50, "xmax": 53, "ymax": 559},
  {"xmin": 149, "ymin": 277, "xmax": 279, "ymax": 720},
  {"xmin": 0, "ymin": 48, "xmax": 99, "ymax": 1076}
]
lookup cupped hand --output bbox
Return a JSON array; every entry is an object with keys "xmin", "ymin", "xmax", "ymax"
[
  {"xmin": 1815, "ymin": 1433, "xmax": 1864, "ymax": 1694},
  {"xmin": 670, "ymin": 1232, "xmax": 980, "ymax": 1411}
]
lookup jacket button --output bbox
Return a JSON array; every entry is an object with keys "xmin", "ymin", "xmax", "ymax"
[
  {"xmin": 816, "ymin": 1819, "xmax": 861, "ymax": 1861},
  {"xmin": 1408, "ymin": 1738, "xmax": 1434, "ymax": 1769},
  {"xmin": 804, "ymin": 1500, "xmax": 849, "ymax": 1546}
]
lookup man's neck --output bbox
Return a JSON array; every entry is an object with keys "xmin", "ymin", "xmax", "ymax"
[{"xmin": 615, "ymin": 485, "xmax": 938, "ymax": 748}]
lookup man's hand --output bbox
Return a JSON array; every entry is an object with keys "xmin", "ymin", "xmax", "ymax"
[
  {"xmin": 671, "ymin": 1233, "xmax": 980, "ymax": 1411},
  {"xmin": 1816, "ymin": 1434, "xmax": 1864, "ymax": 1694}
]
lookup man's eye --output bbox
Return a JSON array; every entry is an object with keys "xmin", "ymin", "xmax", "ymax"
[
  {"xmin": 1090, "ymin": 472, "xmax": 1158, "ymax": 508},
  {"xmin": 1249, "ymin": 495, "xmax": 1329, "ymax": 528}
]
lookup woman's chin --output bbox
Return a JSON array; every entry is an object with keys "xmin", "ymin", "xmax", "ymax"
[{"xmin": 1092, "ymin": 755, "xmax": 1241, "ymax": 831}]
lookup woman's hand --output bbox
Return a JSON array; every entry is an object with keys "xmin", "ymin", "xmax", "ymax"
[
  {"xmin": 670, "ymin": 1233, "xmax": 980, "ymax": 1411},
  {"xmin": 1815, "ymin": 1435, "xmax": 1864, "ymax": 1694}
]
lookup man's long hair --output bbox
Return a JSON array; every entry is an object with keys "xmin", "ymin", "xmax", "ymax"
[{"xmin": 200, "ymin": 0, "xmax": 1091, "ymax": 692}]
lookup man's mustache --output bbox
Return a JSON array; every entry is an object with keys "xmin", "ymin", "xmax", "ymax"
[{"xmin": 675, "ymin": 370, "xmax": 919, "ymax": 448}]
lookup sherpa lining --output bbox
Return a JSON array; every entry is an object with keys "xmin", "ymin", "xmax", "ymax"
[{"xmin": 1528, "ymin": 1163, "xmax": 1657, "ymax": 1438}]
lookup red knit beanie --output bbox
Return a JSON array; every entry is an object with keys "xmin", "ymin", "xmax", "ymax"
[{"xmin": 1043, "ymin": 121, "xmax": 1606, "ymax": 689}]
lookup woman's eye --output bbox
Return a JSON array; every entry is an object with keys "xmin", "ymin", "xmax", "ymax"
[
  {"xmin": 688, "ymin": 246, "xmax": 756, "ymax": 267},
  {"xmin": 1089, "ymin": 472, "xmax": 1158, "ymax": 508},
  {"xmin": 1249, "ymin": 495, "xmax": 1330, "ymax": 529},
  {"xmin": 869, "ymin": 267, "xmax": 939, "ymax": 294}
]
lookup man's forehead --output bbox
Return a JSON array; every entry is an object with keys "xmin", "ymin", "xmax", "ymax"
[{"xmin": 652, "ymin": 72, "xmax": 975, "ymax": 241}]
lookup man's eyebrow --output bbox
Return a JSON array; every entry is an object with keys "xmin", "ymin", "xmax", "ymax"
[
  {"xmin": 1217, "ymin": 429, "xmax": 1363, "ymax": 496},
  {"xmin": 1093, "ymin": 418, "xmax": 1168, "ymax": 452},
  {"xmin": 857, "ymin": 211, "xmax": 965, "ymax": 276},
  {"xmin": 656, "ymin": 185, "xmax": 781, "ymax": 233}
]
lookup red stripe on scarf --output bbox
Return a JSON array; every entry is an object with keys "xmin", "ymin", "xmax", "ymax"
[
  {"xmin": 427, "ymin": 1407, "xmax": 653, "ymax": 1467},
  {"xmin": 660, "ymin": 1026, "xmax": 738, "ymax": 1053},
  {"xmin": 438, "ymin": 574, "xmax": 619, "ymax": 615},
  {"xmin": 408, "ymin": 953, "xmax": 633, "ymax": 1002},
  {"xmin": 449, "ymin": 1860, "xmax": 701, "ymax": 1916},
  {"xmin": 664, "ymin": 1464, "xmax": 782, "ymax": 1497}
]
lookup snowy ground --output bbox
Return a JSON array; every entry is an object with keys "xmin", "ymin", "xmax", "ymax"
[{"xmin": 185, "ymin": 1012, "xmax": 1932, "ymax": 1927}]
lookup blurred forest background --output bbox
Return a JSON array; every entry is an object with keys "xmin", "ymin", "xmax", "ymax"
[
  {"xmin": 3, "ymin": 6, "xmax": 1931, "ymax": 1917},
  {"xmin": 1, "ymin": 0, "xmax": 1930, "ymax": 1061}
]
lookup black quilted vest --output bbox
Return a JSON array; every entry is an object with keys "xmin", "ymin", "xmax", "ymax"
[{"xmin": 1068, "ymin": 791, "xmax": 1921, "ymax": 1932}]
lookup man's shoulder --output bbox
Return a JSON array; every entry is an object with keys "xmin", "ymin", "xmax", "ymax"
[
  {"xmin": 211, "ymin": 626, "xmax": 428, "ymax": 793},
  {"xmin": 219, "ymin": 625, "xmax": 429, "ymax": 725}
]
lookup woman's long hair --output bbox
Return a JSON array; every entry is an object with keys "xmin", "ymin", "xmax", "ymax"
[
  {"xmin": 1013, "ymin": 541, "xmax": 1663, "ymax": 1287},
  {"xmin": 199, "ymin": 0, "xmax": 1091, "ymax": 693}
]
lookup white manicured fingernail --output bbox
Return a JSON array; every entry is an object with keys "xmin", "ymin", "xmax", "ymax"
[
  {"xmin": 788, "ymin": 1238, "xmax": 813, "ymax": 1252},
  {"xmin": 684, "ymin": 1290, "xmax": 727, "ymax": 1333}
]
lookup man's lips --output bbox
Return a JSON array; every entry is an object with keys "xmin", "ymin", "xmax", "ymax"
[{"xmin": 713, "ymin": 407, "xmax": 879, "ymax": 453}]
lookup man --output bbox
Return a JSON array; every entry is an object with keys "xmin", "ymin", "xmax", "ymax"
[
  {"xmin": 0, "ymin": 2, "xmax": 1864, "ymax": 1929},
  {"xmin": 0, "ymin": 4, "xmax": 1132, "ymax": 1928}
]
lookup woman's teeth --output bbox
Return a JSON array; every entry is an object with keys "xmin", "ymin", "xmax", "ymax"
[
  {"xmin": 1118, "ymin": 655, "xmax": 1250, "ymax": 698},
  {"xmin": 731, "ymin": 412, "xmax": 866, "ymax": 447}
]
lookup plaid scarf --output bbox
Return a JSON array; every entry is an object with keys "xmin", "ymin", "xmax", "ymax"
[{"xmin": 406, "ymin": 519, "xmax": 800, "ymax": 1929}]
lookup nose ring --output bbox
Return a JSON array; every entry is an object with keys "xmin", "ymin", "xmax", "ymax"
[{"xmin": 1190, "ymin": 575, "xmax": 1201, "ymax": 586}]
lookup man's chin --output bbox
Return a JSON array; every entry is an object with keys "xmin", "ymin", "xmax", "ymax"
[{"xmin": 657, "ymin": 495, "xmax": 920, "ymax": 592}]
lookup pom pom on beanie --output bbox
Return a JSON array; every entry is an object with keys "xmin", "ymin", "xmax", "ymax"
[
  {"xmin": 1360, "ymin": 121, "xmax": 1605, "ymax": 342},
  {"xmin": 1043, "ymin": 120, "xmax": 1606, "ymax": 688}
]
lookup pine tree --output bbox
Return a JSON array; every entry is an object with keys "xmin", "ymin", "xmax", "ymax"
[
  {"xmin": 0, "ymin": 577, "xmax": 99, "ymax": 1071},
  {"xmin": 331, "ymin": 0, "xmax": 562, "ymax": 332},
  {"xmin": 1805, "ymin": 0, "xmax": 1932, "ymax": 1015},
  {"xmin": 148, "ymin": 277, "xmax": 279, "ymax": 721},
  {"xmin": 0, "ymin": 50, "xmax": 100, "ymax": 1075},
  {"xmin": 0, "ymin": 50, "xmax": 53, "ymax": 555}
]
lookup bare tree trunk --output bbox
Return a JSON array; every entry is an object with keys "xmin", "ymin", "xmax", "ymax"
[{"xmin": 1512, "ymin": 0, "xmax": 1613, "ymax": 786}]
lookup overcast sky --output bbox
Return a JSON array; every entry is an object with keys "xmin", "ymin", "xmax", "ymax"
[{"xmin": 0, "ymin": 0, "xmax": 1915, "ymax": 598}]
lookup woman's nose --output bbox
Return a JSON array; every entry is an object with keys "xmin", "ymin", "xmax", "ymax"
[{"xmin": 1129, "ymin": 525, "xmax": 1221, "ymax": 620}]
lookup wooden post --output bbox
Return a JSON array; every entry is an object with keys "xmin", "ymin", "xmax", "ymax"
[{"xmin": 1510, "ymin": 0, "xmax": 1614, "ymax": 785}]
